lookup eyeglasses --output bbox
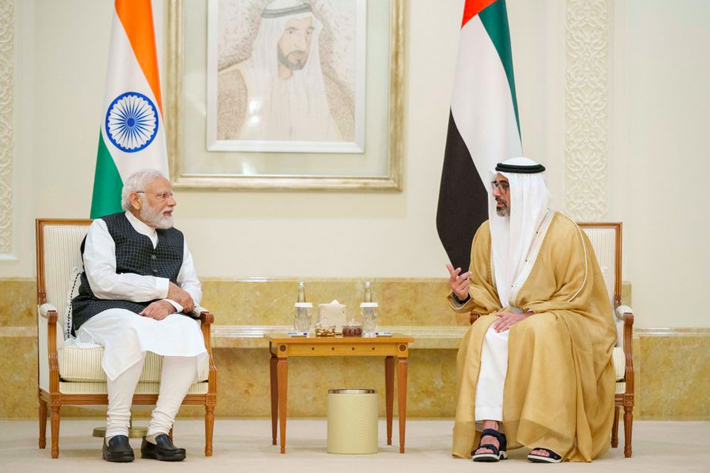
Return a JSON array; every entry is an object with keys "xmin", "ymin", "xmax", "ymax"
[
  {"xmin": 490, "ymin": 180, "xmax": 510, "ymax": 194},
  {"xmin": 136, "ymin": 191, "xmax": 174, "ymax": 202}
]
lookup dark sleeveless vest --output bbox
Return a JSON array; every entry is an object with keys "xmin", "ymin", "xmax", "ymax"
[{"xmin": 71, "ymin": 212, "xmax": 184, "ymax": 333}]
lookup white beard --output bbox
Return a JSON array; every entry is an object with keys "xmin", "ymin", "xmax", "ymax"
[{"xmin": 140, "ymin": 204, "xmax": 174, "ymax": 229}]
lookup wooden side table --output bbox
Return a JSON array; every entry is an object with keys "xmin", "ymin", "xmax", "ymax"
[{"xmin": 266, "ymin": 334, "xmax": 414, "ymax": 454}]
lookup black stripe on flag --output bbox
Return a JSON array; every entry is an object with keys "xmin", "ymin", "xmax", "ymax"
[{"xmin": 436, "ymin": 111, "xmax": 488, "ymax": 271}]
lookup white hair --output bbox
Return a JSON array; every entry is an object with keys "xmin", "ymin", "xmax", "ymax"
[{"xmin": 121, "ymin": 169, "xmax": 167, "ymax": 211}]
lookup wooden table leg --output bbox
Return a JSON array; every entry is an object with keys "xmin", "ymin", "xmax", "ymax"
[
  {"xmin": 270, "ymin": 353, "xmax": 278, "ymax": 446},
  {"xmin": 397, "ymin": 357, "xmax": 408, "ymax": 453},
  {"xmin": 277, "ymin": 357, "xmax": 288, "ymax": 454},
  {"xmin": 385, "ymin": 356, "xmax": 395, "ymax": 446}
]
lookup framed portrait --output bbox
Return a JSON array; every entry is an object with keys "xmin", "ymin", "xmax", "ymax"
[{"xmin": 166, "ymin": 0, "xmax": 405, "ymax": 191}]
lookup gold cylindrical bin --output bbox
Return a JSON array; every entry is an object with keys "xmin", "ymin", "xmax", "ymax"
[{"xmin": 327, "ymin": 389, "xmax": 378, "ymax": 455}]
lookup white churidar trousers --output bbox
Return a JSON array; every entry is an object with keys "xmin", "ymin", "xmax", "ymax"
[
  {"xmin": 106, "ymin": 354, "xmax": 198, "ymax": 437},
  {"xmin": 76, "ymin": 309, "xmax": 207, "ymax": 438},
  {"xmin": 474, "ymin": 325, "xmax": 510, "ymax": 422}
]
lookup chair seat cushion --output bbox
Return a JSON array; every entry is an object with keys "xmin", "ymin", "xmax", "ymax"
[
  {"xmin": 59, "ymin": 345, "xmax": 208, "ymax": 383},
  {"xmin": 59, "ymin": 381, "xmax": 208, "ymax": 395},
  {"xmin": 612, "ymin": 346, "xmax": 625, "ymax": 381}
]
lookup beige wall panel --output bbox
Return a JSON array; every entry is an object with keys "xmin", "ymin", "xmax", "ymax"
[{"xmin": 610, "ymin": 0, "xmax": 710, "ymax": 327}]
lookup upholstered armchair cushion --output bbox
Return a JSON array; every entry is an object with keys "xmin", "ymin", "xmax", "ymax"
[
  {"xmin": 59, "ymin": 344, "xmax": 210, "ymax": 383},
  {"xmin": 580, "ymin": 227, "xmax": 617, "ymax": 308},
  {"xmin": 612, "ymin": 347, "xmax": 625, "ymax": 382},
  {"xmin": 63, "ymin": 267, "xmax": 83, "ymax": 340},
  {"xmin": 58, "ymin": 381, "xmax": 209, "ymax": 395}
]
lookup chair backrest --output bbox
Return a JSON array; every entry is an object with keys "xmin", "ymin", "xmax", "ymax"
[
  {"xmin": 36, "ymin": 219, "xmax": 92, "ymax": 346},
  {"xmin": 577, "ymin": 222, "xmax": 622, "ymax": 309}
]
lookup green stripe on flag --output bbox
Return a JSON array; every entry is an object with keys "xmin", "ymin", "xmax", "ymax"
[
  {"xmin": 479, "ymin": 0, "xmax": 520, "ymax": 135},
  {"xmin": 90, "ymin": 133, "xmax": 123, "ymax": 218}
]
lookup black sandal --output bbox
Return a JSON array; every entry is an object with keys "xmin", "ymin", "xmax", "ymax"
[
  {"xmin": 527, "ymin": 448, "xmax": 562, "ymax": 463},
  {"xmin": 472, "ymin": 428, "xmax": 508, "ymax": 462}
]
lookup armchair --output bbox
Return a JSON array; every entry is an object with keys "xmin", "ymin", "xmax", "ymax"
[{"xmin": 35, "ymin": 219, "xmax": 217, "ymax": 458}]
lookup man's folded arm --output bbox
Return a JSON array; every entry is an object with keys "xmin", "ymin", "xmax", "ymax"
[
  {"xmin": 84, "ymin": 219, "xmax": 170, "ymax": 302},
  {"xmin": 171, "ymin": 240, "xmax": 202, "ymax": 311}
]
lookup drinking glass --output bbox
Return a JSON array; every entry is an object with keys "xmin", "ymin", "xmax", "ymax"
[
  {"xmin": 360, "ymin": 303, "xmax": 378, "ymax": 338},
  {"xmin": 294, "ymin": 303, "xmax": 312, "ymax": 332}
]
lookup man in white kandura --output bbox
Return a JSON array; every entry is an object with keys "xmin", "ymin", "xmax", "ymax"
[
  {"xmin": 446, "ymin": 158, "xmax": 616, "ymax": 463},
  {"xmin": 218, "ymin": 0, "xmax": 344, "ymax": 141},
  {"xmin": 71, "ymin": 169, "xmax": 206, "ymax": 463}
]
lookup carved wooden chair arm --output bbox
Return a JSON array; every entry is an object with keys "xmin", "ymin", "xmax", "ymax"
[
  {"xmin": 39, "ymin": 303, "xmax": 58, "ymax": 321},
  {"xmin": 621, "ymin": 309, "xmax": 635, "ymax": 391},
  {"xmin": 38, "ymin": 304, "xmax": 60, "ymax": 392},
  {"xmin": 192, "ymin": 307, "xmax": 217, "ymax": 385}
]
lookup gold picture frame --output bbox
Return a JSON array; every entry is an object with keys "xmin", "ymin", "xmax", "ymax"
[{"xmin": 165, "ymin": 0, "xmax": 405, "ymax": 191}]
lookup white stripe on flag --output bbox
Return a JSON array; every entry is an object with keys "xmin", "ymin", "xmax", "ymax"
[{"xmin": 451, "ymin": 15, "xmax": 522, "ymax": 185}]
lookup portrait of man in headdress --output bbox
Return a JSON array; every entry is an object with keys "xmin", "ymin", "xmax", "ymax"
[{"xmin": 215, "ymin": 0, "xmax": 359, "ymax": 147}]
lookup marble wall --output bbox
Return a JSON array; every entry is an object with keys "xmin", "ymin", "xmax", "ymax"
[{"xmin": 1, "ymin": 278, "xmax": 708, "ymax": 421}]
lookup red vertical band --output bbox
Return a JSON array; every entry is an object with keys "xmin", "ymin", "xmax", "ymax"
[{"xmin": 462, "ymin": 0, "xmax": 498, "ymax": 28}]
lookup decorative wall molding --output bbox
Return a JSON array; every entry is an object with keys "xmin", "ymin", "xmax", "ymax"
[
  {"xmin": 0, "ymin": 0, "xmax": 14, "ymax": 256},
  {"xmin": 564, "ymin": 0, "xmax": 609, "ymax": 221}
]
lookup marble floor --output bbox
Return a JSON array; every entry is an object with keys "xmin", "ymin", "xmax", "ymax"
[{"xmin": 1, "ymin": 419, "xmax": 709, "ymax": 472}]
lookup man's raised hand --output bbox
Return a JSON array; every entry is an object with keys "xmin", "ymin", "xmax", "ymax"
[{"xmin": 446, "ymin": 263, "xmax": 471, "ymax": 301}]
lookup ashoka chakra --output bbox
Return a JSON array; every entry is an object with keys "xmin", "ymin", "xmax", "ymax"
[{"xmin": 105, "ymin": 92, "xmax": 159, "ymax": 153}]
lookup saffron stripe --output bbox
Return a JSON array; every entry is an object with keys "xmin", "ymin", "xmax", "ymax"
[{"xmin": 114, "ymin": 0, "xmax": 163, "ymax": 115}]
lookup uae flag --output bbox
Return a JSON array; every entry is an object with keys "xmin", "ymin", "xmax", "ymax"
[
  {"xmin": 90, "ymin": 0, "xmax": 169, "ymax": 218},
  {"xmin": 436, "ymin": 0, "xmax": 522, "ymax": 270}
]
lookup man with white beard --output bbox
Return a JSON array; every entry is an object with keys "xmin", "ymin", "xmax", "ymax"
[
  {"xmin": 71, "ymin": 169, "xmax": 206, "ymax": 462},
  {"xmin": 218, "ymin": 0, "xmax": 350, "ymax": 142}
]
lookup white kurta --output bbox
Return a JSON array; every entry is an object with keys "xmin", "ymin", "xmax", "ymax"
[{"xmin": 76, "ymin": 212, "xmax": 207, "ymax": 381}]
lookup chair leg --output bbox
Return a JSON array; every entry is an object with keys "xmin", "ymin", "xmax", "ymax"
[
  {"xmin": 50, "ymin": 405, "xmax": 61, "ymax": 459},
  {"xmin": 623, "ymin": 404, "xmax": 633, "ymax": 458},
  {"xmin": 39, "ymin": 398, "xmax": 48, "ymax": 449},
  {"xmin": 611, "ymin": 406, "xmax": 619, "ymax": 448},
  {"xmin": 205, "ymin": 404, "xmax": 215, "ymax": 457}
]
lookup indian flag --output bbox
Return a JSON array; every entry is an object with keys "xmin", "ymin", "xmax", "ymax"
[
  {"xmin": 436, "ymin": 0, "xmax": 522, "ymax": 270},
  {"xmin": 90, "ymin": 0, "xmax": 169, "ymax": 218}
]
